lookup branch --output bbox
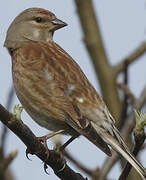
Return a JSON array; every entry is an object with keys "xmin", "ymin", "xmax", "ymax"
[
  {"xmin": 64, "ymin": 150, "xmax": 93, "ymax": 176},
  {"xmin": 119, "ymin": 111, "xmax": 146, "ymax": 180},
  {"xmin": 53, "ymin": 133, "xmax": 96, "ymax": 177},
  {"xmin": 1, "ymin": 87, "xmax": 14, "ymax": 150},
  {"xmin": 121, "ymin": 86, "xmax": 146, "ymax": 136},
  {"xmin": 0, "ymin": 87, "xmax": 15, "ymax": 180},
  {"xmin": 52, "ymin": 129, "xmax": 93, "ymax": 176},
  {"xmin": 0, "ymin": 104, "xmax": 87, "ymax": 180},
  {"xmin": 74, "ymin": 0, "xmax": 122, "ymax": 120},
  {"xmin": 117, "ymin": 83, "xmax": 136, "ymax": 104},
  {"xmin": 0, "ymin": 150, "xmax": 18, "ymax": 173},
  {"xmin": 118, "ymin": 59, "xmax": 129, "ymax": 129},
  {"xmin": 114, "ymin": 42, "xmax": 146, "ymax": 75},
  {"xmin": 98, "ymin": 86, "xmax": 146, "ymax": 180}
]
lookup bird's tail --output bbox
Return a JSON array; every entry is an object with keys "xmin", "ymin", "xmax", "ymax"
[
  {"xmin": 67, "ymin": 114, "xmax": 146, "ymax": 179},
  {"xmin": 101, "ymin": 126, "xmax": 146, "ymax": 180}
]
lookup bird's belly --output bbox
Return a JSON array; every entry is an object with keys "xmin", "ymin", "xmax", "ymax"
[{"xmin": 15, "ymin": 87, "xmax": 69, "ymax": 133}]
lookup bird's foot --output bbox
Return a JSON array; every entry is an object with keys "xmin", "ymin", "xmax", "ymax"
[
  {"xmin": 37, "ymin": 129, "xmax": 65, "ymax": 152},
  {"xmin": 25, "ymin": 148, "xmax": 33, "ymax": 160}
]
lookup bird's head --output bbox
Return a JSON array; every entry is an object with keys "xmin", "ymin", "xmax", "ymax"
[{"xmin": 4, "ymin": 8, "xmax": 67, "ymax": 49}]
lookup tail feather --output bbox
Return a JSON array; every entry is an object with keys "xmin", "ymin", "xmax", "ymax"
[
  {"xmin": 91, "ymin": 120, "xmax": 146, "ymax": 179},
  {"xmin": 102, "ymin": 132, "xmax": 146, "ymax": 180},
  {"xmin": 82, "ymin": 122, "xmax": 112, "ymax": 156},
  {"xmin": 67, "ymin": 115, "xmax": 112, "ymax": 156},
  {"xmin": 67, "ymin": 114, "xmax": 146, "ymax": 179}
]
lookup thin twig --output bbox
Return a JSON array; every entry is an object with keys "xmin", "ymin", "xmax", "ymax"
[
  {"xmin": 0, "ymin": 150, "xmax": 18, "ymax": 173},
  {"xmin": 119, "ymin": 60, "xmax": 129, "ymax": 129},
  {"xmin": 1, "ymin": 87, "xmax": 14, "ymax": 149},
  {"xmin": 114, "ymin": 42, "xmax": 146, "ymax": 75},
  {"xmin": 64, "ymin": 150, "xmax": 93, "ymax": 176},
  {"xmin": 6, "ymin": 87, "xmax": 15, "ymax": 110},
  {"xmin": 123, "ymin": 60, "xmax": 128, "ymax": 114},
  {"xmin": 0, "ymin": 87, "xmax": 15, "ymax": 180},
  {"xmin": 117, "ymin": 83, "xmax": 136, "ymax": 104}
]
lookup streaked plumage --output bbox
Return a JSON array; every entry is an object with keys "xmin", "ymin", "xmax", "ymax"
[{"xmin": 4, "ymin": 8, "xmax": 146, "ymax": 179}]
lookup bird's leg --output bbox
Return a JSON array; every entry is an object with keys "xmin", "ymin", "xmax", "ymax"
[
  {"xmin": 38, "ymin": 129, "xmax": 65, "ymax": 149},
  {"xmin": 59, "ymin": 136, "xmax": 77, "ymax": 151},
  {"xmin": 25, "ymin": 129, "xmax": 65, "ymax": 160},
  {"xmin": 38, "ymin": 129, "xmax": 66, "ymax": 174}
]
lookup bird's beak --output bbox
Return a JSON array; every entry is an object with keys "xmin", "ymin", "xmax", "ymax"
[{"xmin": 51, "ymin": 18, "xmax": 67, "ymax": 31}]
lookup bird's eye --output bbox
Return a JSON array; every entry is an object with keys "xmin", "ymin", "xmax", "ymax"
[{"xmin": 35, "ymin": 17, "xmax": 42, "ymax": 23}]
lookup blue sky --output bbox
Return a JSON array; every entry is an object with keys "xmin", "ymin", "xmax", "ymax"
[{"xmin": 0, "ymin": 0, "xmax": 146, "ymax": 180}]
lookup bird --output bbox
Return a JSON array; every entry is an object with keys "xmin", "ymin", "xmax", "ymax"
[{"xmin": 4, "ymin": 8, "xmax": 146, "ymax": 179}]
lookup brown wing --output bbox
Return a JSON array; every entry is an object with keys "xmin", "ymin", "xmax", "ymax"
[
  {"xmin": 17, "ymin": 42, "xmax": 111, "ymax": 156},
  {"xmin": 44, "ymin": 42, "xmax": 112, "ymax": 156}
]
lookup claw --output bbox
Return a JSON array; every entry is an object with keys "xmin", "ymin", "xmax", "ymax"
[
  {"xmin": 44, "ymin": 163, "xmax": 49, "ymax": 175},
  {"xmin": 37, "ymin": 137, "xmax": 50, "ymax": 158},
  {"xmin": 25, "ymin": 148, "xmax": 32, "ymax": 161},
  {"xmin": 57, "ymin": 163, "xmax": 66, "ymax": 173},
  {"xmin": 37, "ymin": 136, "xmax": 48, "ymax": 148}
]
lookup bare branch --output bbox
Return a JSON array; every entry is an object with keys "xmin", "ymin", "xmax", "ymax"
[
  {"xmin": 114, "ymin": 42, "xmax": 146, "ymax": 75},
  {"xmin": 0, "ymin": 104, "xmax": 87, "ymax": 180},
  {"xmin": 64, "ymin": 150, "xmax": 92, "ymax": 176},
  {"xmin": 0, "ymin": 150, "xmax": 18, "ymax": 173},
  {"xmin": 6, "ymin": 87, "xmax": 15, "ymax": 110},
  {"xmin": 117, "ymin": 83, "xmax": 136, "ymax": 104},
  {"xmin": 1, "ymin": 87, "xmax": 14, "ymax": 150},
  {"xmin": 119, "ymin": 60, "xmax": 129, "ymax": 129},
  {"xmin": 0, "ymin": 87, "xmax": 15, "ymax": 180}
]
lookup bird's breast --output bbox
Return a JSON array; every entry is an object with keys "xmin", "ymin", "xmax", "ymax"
[{"xmin": 11, "ymin": 56, "xmax": 69, "ymax": 132}]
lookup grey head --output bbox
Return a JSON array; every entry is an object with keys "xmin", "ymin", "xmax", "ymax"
[{"xmin": 4, "ymin": 8, "xmax": 67, "ymax": 50}]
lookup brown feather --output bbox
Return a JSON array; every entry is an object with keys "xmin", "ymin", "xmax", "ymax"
[{"xmin": 12, "ymin": 41, "xmax": 111, "ymax": 155}]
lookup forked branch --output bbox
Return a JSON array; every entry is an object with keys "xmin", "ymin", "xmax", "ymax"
[{"xmin": 114, "ymin": 42, "xmax": 146, "ymax": 75}]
